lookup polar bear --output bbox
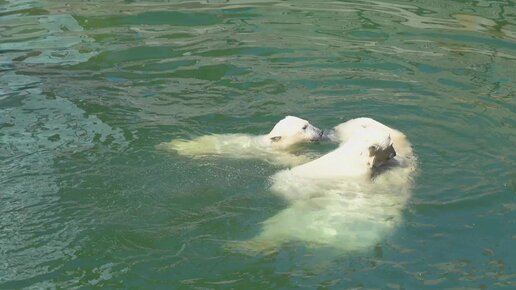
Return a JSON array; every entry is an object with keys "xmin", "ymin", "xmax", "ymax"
[
  {"xmin": 270, "ymin": 127, "xmax": 397, "ymax": 201},
  {"xmin": 331, "ymin": 117, "xmax": 412, "ymax": 158},
  {"xmin": 286, "ymin": 128, "xmax": 396, "ymax": 180},
  {"xmin": 158, "ymin": 116, "xmax": 323, "ymax": 166},
  {"xmin": 229, "ymin": 125, "xmax": 417, "ymax": 254}
]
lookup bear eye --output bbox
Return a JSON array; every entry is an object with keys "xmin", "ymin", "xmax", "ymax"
[{"xmin": 302, "ymin": 124, "xmax": 308, "ymax": 130}]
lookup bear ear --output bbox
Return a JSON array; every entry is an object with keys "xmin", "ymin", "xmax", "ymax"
[
  {"xmin": 270, "ymin": 136, "xmax": 282, "ymax": 142},
  {"xmin": 367, "ymin": 145, "xmax": 379, "ymax": 168},
  {"xmin": 368, "ymin": 145, "xmax": 379, "ymax": 156}
]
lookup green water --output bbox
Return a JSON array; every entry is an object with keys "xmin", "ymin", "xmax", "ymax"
[{"xmin": 1, "ymin": 0, "xmax": 515, "ymax": 288}]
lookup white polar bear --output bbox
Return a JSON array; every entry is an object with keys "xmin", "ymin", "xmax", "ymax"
[
  {"xmin": 158, "ymin": 116, "xmax": 323, "ymax": 166},
  {"xmin": 230, "ymin": 124, "xmax": 417, "ymax": 254},
  {"xmin": 270, "ymin": 127, "xmax": 397, "ymax": 201},
  {"xmin": 331, "ymin": 117, "xmax": 413, "ymax": 158},
  {"xmin": 286, "ymin": 128, "xmax": 396, "ymax": 180}
]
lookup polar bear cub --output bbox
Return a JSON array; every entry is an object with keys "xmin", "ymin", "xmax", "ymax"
[
  {"xmin": 332, "ymin": 117, "xmax": 412, "ymax": 158},
  {"xmin": 158, "ymin": 116, "xmax": 323, "ymax": 166},
  {"xmin": 265, "ymin": 116, "xmax": 324, "ymax": 149}
]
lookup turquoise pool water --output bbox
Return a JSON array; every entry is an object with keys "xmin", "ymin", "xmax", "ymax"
[{"xmin": 1, "ymin": 0, "xmax": 515, "ymax": 288}]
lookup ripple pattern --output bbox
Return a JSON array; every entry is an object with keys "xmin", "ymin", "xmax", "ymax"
[{"xmin": 1, "ymin": 0, "xmax": 515, "ymax": 288}]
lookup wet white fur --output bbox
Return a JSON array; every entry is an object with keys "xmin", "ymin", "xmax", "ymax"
[
  {"xmin": 332, "ymin": 117, "xmax": 412, "ymax": 158},
  {"xmin": 231, "ymin": 122, "xmax": 417, "ymax": 254},
  {"xmin": 284, "ymin": 128, "xmax": 395, "ymax": 181},
  {"xmin": 158, "ymin": 116, "xmax": 323, "ymax": 166}
]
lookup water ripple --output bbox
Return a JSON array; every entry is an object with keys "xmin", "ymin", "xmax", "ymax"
[{"xmin": 1, "ymin": 0, "xmax": 515, "ymax": 288}]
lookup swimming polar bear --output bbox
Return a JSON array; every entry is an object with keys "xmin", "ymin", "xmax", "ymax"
[
  {"xmin": 158, "ymin": 116, "xmax": 323, "ymax": 166},
  {"xmin": 331, "ymin": 117, "xmax": 413, "ymax": 158},
  {"xmin": 230, "ymin": 125, "xmax": 417, "ymax": 254},
  {"xmin": 271, "ymin": 127, "xmax": 397, "ymax": 200}
]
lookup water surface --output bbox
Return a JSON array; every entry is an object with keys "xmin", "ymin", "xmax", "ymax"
[{"xmin": 1, "ymin": 0, "xmax": 515, "ymax": 288}]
